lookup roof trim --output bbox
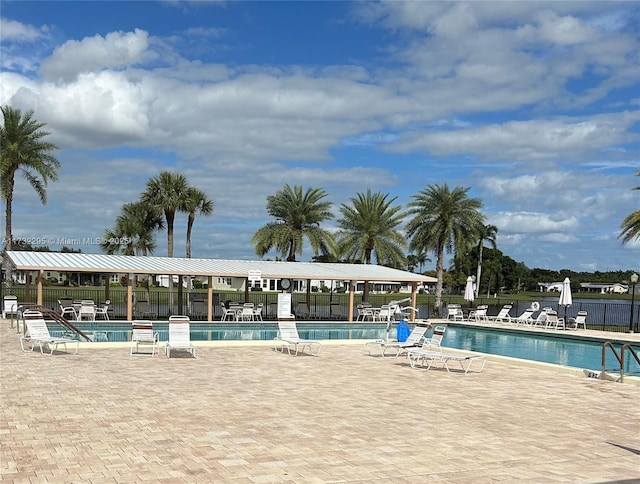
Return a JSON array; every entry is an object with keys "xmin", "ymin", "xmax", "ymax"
[{"xmin": 5, "ymin": 251, "xmax": 437, "ymax": 283}]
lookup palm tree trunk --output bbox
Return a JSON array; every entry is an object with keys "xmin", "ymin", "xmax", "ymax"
[
  {"xmin": 434, "ymin": 244, "xmax": 445, "ymax": 316},
  {"xmin": 3, "ymin": 190, "xmax": 14, "ymax": 292}
]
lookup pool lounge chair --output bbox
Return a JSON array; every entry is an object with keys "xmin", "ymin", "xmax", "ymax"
[
  {"xmin": 513, "ymin": 308, "xmax": 535, "ymax": 325},
  {"xmin": 274, "ymin": 320, "xmax": 321, "ymax": 356},
  {"xmin": 406, "ymin": 348, "xmax": 487, "ymax": 374},
  {"xmin": 165, "ymin": 315, "xmax": 197, "ymax": 358},
  {"xmin": 365, "ymin": 322, "xmax": 431, "ymax": 358},
  {"xmin": 130, "ymin": 321, "xmax": 159, "ymax": 357},
  {"xmin": 488, "ymin": 304, "xmax": 512, "ymax": 324},
  {"xmin": 20, "ymin": 310, "xmax": 79, "ymax": 356}
]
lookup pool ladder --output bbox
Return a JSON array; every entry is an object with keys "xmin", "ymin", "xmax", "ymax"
[{"xmin": 600, "ymin": 342, "xmax": 640, "ymax": 383}]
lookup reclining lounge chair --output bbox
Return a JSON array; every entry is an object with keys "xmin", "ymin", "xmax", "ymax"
[{"xmin": 365, "ymin": 322, "xmax": 432, "ymax": 358}]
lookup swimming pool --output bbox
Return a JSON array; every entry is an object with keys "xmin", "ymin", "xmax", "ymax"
[{"xmin": 50, "ymin": 321, "xmax": 639, "ymax": 372}]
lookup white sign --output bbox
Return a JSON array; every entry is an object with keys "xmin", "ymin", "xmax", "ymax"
[
  {"xmin": 277, "ymin": 293, "xmax": 292, "ymax": 319},
  {"xmin": 247, "ymin": 270, "xmax": 262, "ymax": 282}
]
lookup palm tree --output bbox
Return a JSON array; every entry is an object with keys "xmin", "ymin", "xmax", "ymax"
[
  {"xmin": 101, "ymin": 201, "xmax": 164, "ymax": 300},
  {"xmin": 336, "ymin": 190, "xmax": 407, "ymax": 265},
  {"xmin": 184, "ymin": 187, "xmax": 214, "ymax": 259},
  {"xmin": 406, "ymin": 183, "xmax": 485, "ymax": 315},
  {"xmin": 141, "ymin": 171, "xmax": 190, "ymax": 257},
  {"xmin": 619, "ymin": 169, "xmax": 640, "ymax": 244},
  {"xmin": 474, "ymin": 224, "xmax": 498, "ymax": 297},
  {"xmin": 252, "ymin": 184, "xmax": 336, "ymax": 261},
  {"xmin": 336, "ymin": 190, "xmax": 406, "ymax": 301},
  {"xmin": 101, "ymin": 201, "xmax": 164, "ymax": 256},
  {"xmin": 1, "ymin": 105, "xmax": 60, "ymax": 290},
  {"xmin": 141, "ymin": 171, "xmax": 190, "ymax": 315}
]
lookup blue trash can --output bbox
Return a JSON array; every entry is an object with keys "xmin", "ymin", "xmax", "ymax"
[{"xmin": 396, "ymin": 320, "xmax": 410, "ymax": 342}]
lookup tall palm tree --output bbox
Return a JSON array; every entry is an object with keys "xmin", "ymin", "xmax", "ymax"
[
  {"xmin": 1, "ymin": 105, "xmax": 60, "ymax": 290},
  {"xmin": 1, "ymin": 105, "xmax": 61, "ymax": 250},
  {"xmin": 141, "ymin": 171, "xmax": 190, "ymax": 257},
  {"xmin": 336, "ymin": 190, "xmax": 406, "ymax": 301},
  {"xmin": 474, "ymin": 224, "xmax": 498, "ymax": 297},
  {"xmin": 406, "ymin": 183, "xmax": 485, "ymax": 315},
  {"xmin": 184, "ymin": 187, "xmax": 214, "ymax": 258},
  {"xmin": 252, "ymin": 184, "xmax": 336, "ymax": 261},
  {"xmin": 619, "ymin": 169, "xmax": 640, "ymax": 244},
  {"xmin": 141, "ymin": 171, "xmax": 190, "ymax": 315}
]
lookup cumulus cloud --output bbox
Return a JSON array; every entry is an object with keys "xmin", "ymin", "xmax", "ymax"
[
  {"xmin": 39, "ymin": 29, "xmax": 150, "ymax": 82},
  {"xmin": 0, "ymin": 18, "xmax": 48, "ymax": 42}
]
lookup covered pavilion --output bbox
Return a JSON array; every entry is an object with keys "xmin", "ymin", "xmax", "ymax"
[{"xmin": 4, "ymin": 251, "xmax": 436, "ymax": 321}]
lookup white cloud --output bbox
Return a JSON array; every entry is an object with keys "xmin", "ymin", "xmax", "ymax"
[
  {"xmin": 39, "ymin": 29, "xmax": 150, "ymax": 82},
  {"xmin": 0, "ymin": 18, "xmax": 48, "ymax": 42}
]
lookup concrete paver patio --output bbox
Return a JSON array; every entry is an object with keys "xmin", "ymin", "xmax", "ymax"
[{"xmin": 1, "ymin": 321, "xmax": 639, "ymax": 483}]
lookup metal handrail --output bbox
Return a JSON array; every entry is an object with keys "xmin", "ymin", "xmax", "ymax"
[
  {"xmin": 601, "ymin": 341, "xmax": 640, "ymax": 383},
  {"xmin": 621, "ymin": 344, "xmax": 640, "ymax": 383},
  {"xmin": 601, "ymin": 341, "xmax": 623, "ymax": 382},
  {"xmin": 18, "ymin": 304, "xmax": 92, "ymax": 341}
]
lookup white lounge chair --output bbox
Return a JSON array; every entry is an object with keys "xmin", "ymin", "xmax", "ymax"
[
  {"xmin": 2, "ymin": 295, "xmax": 19, "ymax": 319},
  {"xmin": 165, "ymin": 315, "xmax": 197, "ymax": 358},
  {"xmin": 20, "ymin": 310, "xmax": 79, "ymax": 355},
  {"xmin": 488, "ymin": 304, "xmax": 512, "ymax": 324},
  {"xmin": 406, "ymin": 348, "xmax": 487, "ymax": 374},
  {"xmin": 365, "ymin": 322, "xmax": 432, "ymax": 358},
  {"xmin": 514, "ymin": 308, "xmax": 535, "ymax": 325},
  {"xmin": 130, "ymin": 321, "xmax": 159, "ymax": 357},
  {"xmin": 568, "ymin": 311, "xmax": 587, "ymax": 330},
  {"xmin": 420, "ymin": 325, "xmax": 446, "ymax": 351},
  {"xmin": 274, "ymin": 320, "xmax": 321, "ymax": 356}
]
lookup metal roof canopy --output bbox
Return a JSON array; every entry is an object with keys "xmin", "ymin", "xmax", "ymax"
[{"xmin": 6, "ymin": 251, "xmax": 436, "ymax": 283}]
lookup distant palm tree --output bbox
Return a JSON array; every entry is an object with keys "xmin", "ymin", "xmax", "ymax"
[
  {"xmin": 619, "ymin": 169, "xmax": 640, "ymax": 244},
  {"xmin": 101, "ymin": 201, "xmax": 164, "ymax": 256},
  {"xmin": 1, "ymin": 105, "xmax": 60, "ymax": 290},
  {"xmin": 184, "ymin": 187, "xmax": 214, "ymax": 258},
  {"xmin": 141, "ymin": 171, "xmax": 190, "ymax": 257},
  {"xmin": 101, "ymin": 201, "xmax": 164, "ymax": 300},
  {"xmin": 406, "ymin": 183, "xmax": 485, "ymax": 314},
  {"xmin": 475, "ymin": 224, "xmax": 498, "ymax": 297},
  {"xmin": 336, "ymin": 190, "xmax": 406, "ymax": 301},
  {"xmin": 252, "ymin": 184, "xmax": 336, "ymax": 261}
]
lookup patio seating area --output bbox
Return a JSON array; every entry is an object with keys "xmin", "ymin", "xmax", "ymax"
[{"xmin": 1, "ymin": 321, "xmax": 639, "ymax": 482}]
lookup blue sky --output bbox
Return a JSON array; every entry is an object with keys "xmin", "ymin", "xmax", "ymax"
[{"xmin": 1, "ymin": 1, "xmax": 639, "ymax": 273}]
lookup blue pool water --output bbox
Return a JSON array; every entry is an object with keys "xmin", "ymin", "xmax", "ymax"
[
  {"xmin": 442, "ymin": 325, "xmax": 639, "ymax": 373},
  {"xmin": 50, "ymin": 321, "xmax": 639, "ymax": 372}
]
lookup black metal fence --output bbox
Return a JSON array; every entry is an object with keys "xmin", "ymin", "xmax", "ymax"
[{"xmin": 4, "ymin": 287, "xmax": 638, "ymax": 333}]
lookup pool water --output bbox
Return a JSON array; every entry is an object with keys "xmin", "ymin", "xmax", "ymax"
[
  {"xmin": 442, "ymin": 325, "xmax": 639, "ymax": 372},
  {"xmin": 51, "ymin": 321, "xmax": 640, "ymax": 372}
]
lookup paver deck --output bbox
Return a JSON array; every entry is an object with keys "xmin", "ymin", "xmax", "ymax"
[{"xmin": 1, "ymin": 320, "xmax": 639, "ymax": 483}]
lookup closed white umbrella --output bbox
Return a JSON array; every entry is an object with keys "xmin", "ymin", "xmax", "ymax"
[
  {"xmin": 559, "ymin": 277, "xmax": 573, "ymax": 323},
  {"xmin": 464, "ymin": 276, "xmax": 475, "ymax": 304}
]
